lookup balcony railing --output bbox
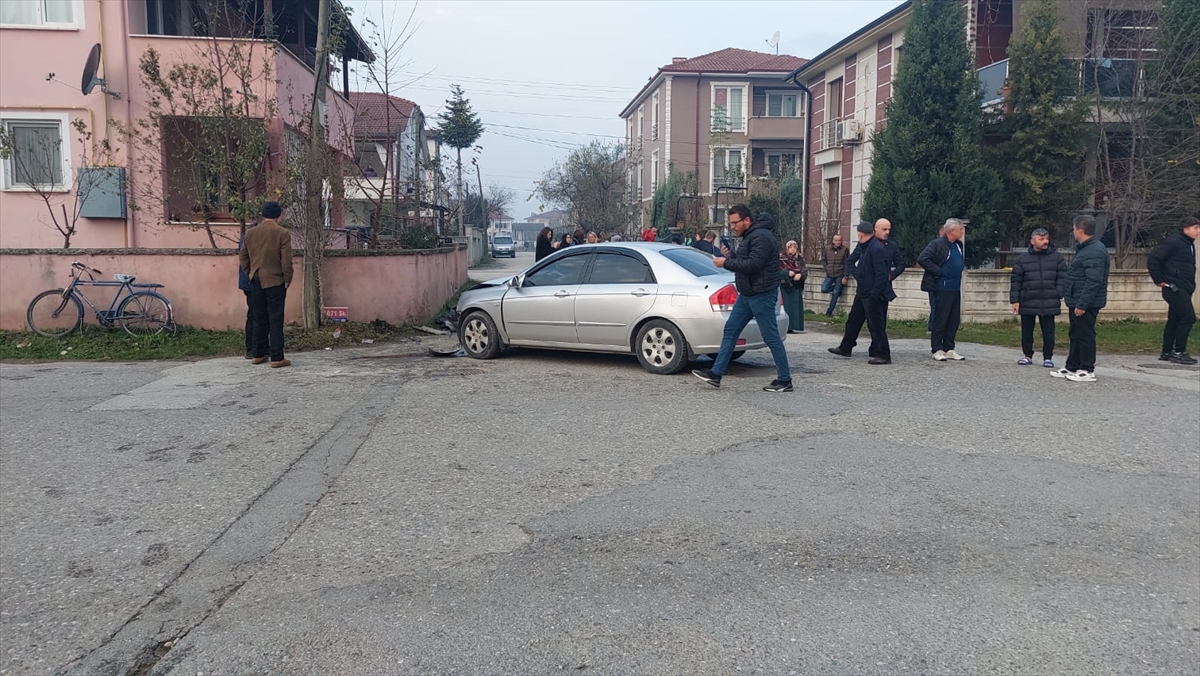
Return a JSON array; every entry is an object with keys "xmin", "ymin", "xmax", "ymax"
[
  {"xmin": 977, "ymin": 57, "xmax": 1151, "ymax": 106},
  {"xmin": 816, "ymin": 119, "xmax": 840, "ymax": 151}
]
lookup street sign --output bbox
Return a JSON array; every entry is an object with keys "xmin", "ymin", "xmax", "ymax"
[{"xmin": 323, "ymin": 307, "xmax": 349, "ymax": 322}]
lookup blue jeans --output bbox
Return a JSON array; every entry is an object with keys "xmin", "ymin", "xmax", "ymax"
[
  {"xmin": 712, "ymin": 291, "xmax": 791, "ymax": 382},
  {"xmin": 821, "ymin": 276, "xmax": 844, "ymax": 315}
]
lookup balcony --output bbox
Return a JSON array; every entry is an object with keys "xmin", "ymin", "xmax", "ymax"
[
  {"xmin": 977, "ymin": 57, "xmax": 1149, "ymax": 107},
  {"xmin": 747, "ymin": 116, "xmax": 805, "ymax": 140}
]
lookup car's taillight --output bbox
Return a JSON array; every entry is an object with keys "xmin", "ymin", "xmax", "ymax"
[{"xmin": 709, "ymin": 284, "xmax": 738, "ymax": 312}]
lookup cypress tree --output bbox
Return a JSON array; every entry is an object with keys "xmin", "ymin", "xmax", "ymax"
[
  {"xmin": 987, "ymin": 0, "xmax": 1089, "ymax": 244},
  {"xmin": 860, "ymin": 0, "xmax": 1000, "ymax": 267}
]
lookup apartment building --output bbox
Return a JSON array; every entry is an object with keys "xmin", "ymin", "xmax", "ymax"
[
  {"xmin": 0, "ymin": 0, "xmax": 371, "ymax": 248},
  {"xmin": 787, "ymin": 0, "xmax": 1162, "ymax": 244},
  {"xmin": 619, "ymin": 48, "xmax": 807, "ymax": 228}
]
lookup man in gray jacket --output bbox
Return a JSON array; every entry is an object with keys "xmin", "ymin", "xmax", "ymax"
[{"xmin": 1054, "ymin": 215, "xmax": 1109, "ymax": 382}]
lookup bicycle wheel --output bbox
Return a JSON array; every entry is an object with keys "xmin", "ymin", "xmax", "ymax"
[
  {"xmin": 27, "ymin": 289, "xmax": 84, "ymax": 338},
  {"xmin": 118, "ymin": 291, "xmax": 173, "ymax": 337}
]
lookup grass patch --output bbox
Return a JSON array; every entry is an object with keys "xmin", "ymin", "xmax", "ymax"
[
  {"xmin": 0, "ymin": 320, "xmax": 423, "ymax": 362},
  {"xmin": 806, "ymin": 310, "xmax": 1197, "ymax": 355}
]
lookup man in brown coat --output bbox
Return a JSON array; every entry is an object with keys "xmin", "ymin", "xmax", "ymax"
[{"xmin": 239, "ymin": 201, "xmax": 293, "ymax": 367}]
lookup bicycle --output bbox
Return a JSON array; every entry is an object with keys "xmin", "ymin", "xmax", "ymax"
[{"xmin": 26, "ymin": 262, "xmax": 175, "ymax": 338}]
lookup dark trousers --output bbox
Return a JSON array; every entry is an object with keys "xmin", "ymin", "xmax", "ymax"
[
  {"xmin": 1065, "ymin": 308, "xmax": 1099, "ymax": 373},
  {"xmin": 862, "ymin": 297, "xmax": 891, "ymax": 360},
  {"xmin": 243, "ymin": 290, "xmax": 255, "ymax": 356},
  {"xmin": 840, "ymin": 293, "xmax": 890, "ymax": 359},
  {"xmin": 1020, "ymin": 314, "xmax": 1057, "ymax": 360},
  {"xmin": 1162, "ymin": 288, "xmax": 1196, "ymax": 354},
  {"xmin": 929, "ymin": 289, "xmax": 962, "ymax": 353},
  {"xmin": 927, "ymin": 292, "xmax": 936, "ymax": 332},
  {"xmin": 250, "ymin": 277, "xmax": 286, "ymax": 361}
]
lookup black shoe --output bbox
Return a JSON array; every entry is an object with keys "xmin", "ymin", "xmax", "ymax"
[
  {"xmin": 868, "ymin": 357, "xmax": 891, "ymax": 365},
  {"xmin": 763, "ymin": 379, "xmax": 793, "ymax": 392},
  {"xmin": 828, "ymin": 347, "xmax": 851, "ymax": 357},
  {"xmin": 1169, "ymin": 352, "xmax": 1198, "ymax": 365},
  {"xmin": 692, "ymin": 369, "xmax": 721, "ymax": 388},
  {"xmin": 244, "ymin": 352, "xmax": 254, "ymax": 360},
  {"xmin": 1159, "ymin": 352, "xmax": 1173, "ymax": 361}
]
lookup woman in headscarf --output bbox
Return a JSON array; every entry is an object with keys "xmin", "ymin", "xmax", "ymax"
[
  {"xmin": 535, "ymin": 227, "xmax": 555, "ymax": 261},
  {"xmin": 555, "ymin": 232, "xmax": 573, "ymax": 249},
  {"xmin": 780, "ymin": 239, "xmax": 807, "ymax": 334}
]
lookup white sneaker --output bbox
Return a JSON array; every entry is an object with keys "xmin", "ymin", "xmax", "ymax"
[
  {"xmin": 933, "ymin": 351, "xmax": 948, "ymax": 361},
  {"xmin": 945, "ymin": 350, "xmax": 965, "ymax": 361},
  {"xmin": 1050, "ymin": 368, "xmax": 1071, "ymax": 378},
  {"xmin": 1066, "ymin": 370, "xmax": 1097, "ymax": 382}
]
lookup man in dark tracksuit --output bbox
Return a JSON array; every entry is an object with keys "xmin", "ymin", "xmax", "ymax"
[
  {"xmin": 1009, "ymin": 228, "xmax": 1067, "ymax": 367},
  {"xmin": 693, "ymin": 205, "xmax": 792, "ymax": 392},
  {"xmin": 829, "ymin": 219, "xmax": 902, "ymax": 365},
  {"xmin": 237, "ymin": 229, "xmax": 255, "ymax": 359},
  {"xmin": 1055, "ymin": 214, "xmax": 1109, "ymax": 382},
  {"xmin": 918, "ymin": 219, "xmax": 967, "ymax": 361},
  {"xmin": 1147, "ymin": 216, "xmax": 1199, "ymax": 365}
]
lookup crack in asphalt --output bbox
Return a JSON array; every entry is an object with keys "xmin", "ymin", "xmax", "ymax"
[{"xmin": 56, "ymin": 379, "xmax": 404, "ymax": 676}]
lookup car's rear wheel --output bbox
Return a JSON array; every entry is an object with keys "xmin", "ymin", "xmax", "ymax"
[
  {"xmin": 635, "ymin": 319, "xmax": 689, "ymax": 375},
  {"xmin": 459, "ymin": 311, "xmax": 503, "ymax": 359}
]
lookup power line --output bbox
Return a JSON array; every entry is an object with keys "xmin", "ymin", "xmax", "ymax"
[
  {"xmin": 488, "ymin": 123, "xmax": 622, "ymax": 139},
  {"xmin": 398, "ymin": 83, "xmax": 628, "ymax": 103},
  {"xmin": 478, "ymin": 108, "xmax": 617, "ymax": 121},
  {"xmin": 395, "ymin": 70, "xmax": 631, "ymax": 93}
]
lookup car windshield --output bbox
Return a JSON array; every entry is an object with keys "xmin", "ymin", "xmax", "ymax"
[
  {"xmin": 494, "ymin": 237, "xmax": 513, "ymax": 244},
  {"xmin": 660, "ymin": 247, "xmax": 723, "ymax": 277}
]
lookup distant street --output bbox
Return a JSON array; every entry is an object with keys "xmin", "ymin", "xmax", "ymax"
[
  {"xmin": 2, "ymin": 278, "xmax": 1198, "ymax": 673},
  {"xmin": 468, "ymin": 249, "xmax": 534, "ymax": 282}
]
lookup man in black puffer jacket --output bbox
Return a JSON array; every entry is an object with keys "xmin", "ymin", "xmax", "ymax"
[
  {"xmin": 1056, "ymin": 214, "xmax": 1110, "ymax": 382},
  {"xmin": 1148, "ymin": 216, "xmax": 1199, "ymax": 364},
  {"xmin": 693, "ymin": 205, "xmax": 792, "ymax": 392},
  {"xmin": 1009, "ymin": 228, "xmax": 1067, "ymax": 367}
]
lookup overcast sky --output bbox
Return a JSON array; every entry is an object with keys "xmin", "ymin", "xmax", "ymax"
[{"xmin": 343, "ymin": 0, "xmax": 906, "ymax": 219}]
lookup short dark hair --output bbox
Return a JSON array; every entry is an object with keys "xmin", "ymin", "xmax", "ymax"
[
  {"xmin": 1031, "ymin": 228, "xmax": 1050, "ymax": 237},
  {"xmin": 262, "ymin": 201, "xmax": 282, "ymax": 219},
  {"xmin": 856, "ymin": 220, "xmax": 874, "ymax": 235},
  {"xmin": 1073, "ymin": 214, "xmax": 1096, "ymax": 236},
  {"xmin": 728, "ymin": 204, "xmax": 751, "ymax": 221},
  {"xmin": 1183, "ymin": 216, "xmax": 1200, "ymax": 228}
]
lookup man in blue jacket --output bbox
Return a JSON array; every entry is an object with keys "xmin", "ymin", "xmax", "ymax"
[
  {"xmin": 1054, "ymin": 214, "xmax": 1110, "ymax": 382},
  {"xmin": 918, "ymin": 218, "xmax": 967, "ymax": 361},
  {"xmin": 693, "ymin": 204, "xmax": 792, "ymax": 392},
  {"xmin": 238, "ymin": 228, "xmax": 255, "ymax": 360}
]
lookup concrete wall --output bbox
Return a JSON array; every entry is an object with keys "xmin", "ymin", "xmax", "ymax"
[
  {"xmin": 0, "ymin": 247, "xmax": 468, "ymax": 331},
  {"xmin": 805, "ymin": 265, "xmax": 1195, "ymax": 322}
]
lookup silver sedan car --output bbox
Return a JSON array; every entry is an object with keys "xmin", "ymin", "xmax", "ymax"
[{"xmin": 455, "ymin": 242, "xmax": 788, "ymax": 374}]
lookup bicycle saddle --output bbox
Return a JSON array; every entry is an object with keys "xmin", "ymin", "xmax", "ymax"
[{"xmin": 114, "ymin": 274, "xmax": 136, "ymax": 283}]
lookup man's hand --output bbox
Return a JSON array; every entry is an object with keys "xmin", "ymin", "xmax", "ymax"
[
  {"xmin": 1011, "ymin": 302, "xmax": 1019, "ymax": 314},
  {"xmin": 841, "ymin": 277, "xmax": 848, "ymax": 285},
  {"xmin": 712, "ymin": 257, "xmax": 727, "ymax": 269},
  {"xmin": 1074, "ymin": 307, "xmax": 1085, "ymax": 317},
  {"xmin": 721, "ymin": 245, "xmax": 731, "ymax": 257},
  {"xmin": 1158, "ymin": 282, "xmax": 1169, "ymax": 288}
]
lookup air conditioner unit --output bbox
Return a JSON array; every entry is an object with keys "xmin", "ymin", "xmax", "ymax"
[{"xmin": 836, "ymin": 119, "xmax": 864, "ymax": 144}]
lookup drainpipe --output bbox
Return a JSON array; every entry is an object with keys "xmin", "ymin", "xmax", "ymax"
[
  {"xmin": 117, "ymin": 0, "xmax": 137, "ymax": 248},
  {"xmin": 786, "ymin": 73, "xmax": 813, "ymax": 245}
]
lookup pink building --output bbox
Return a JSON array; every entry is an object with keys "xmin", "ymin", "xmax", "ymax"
[{"xmin": 0, "ymin": 0, "xmax": 371, "ymax": 250}]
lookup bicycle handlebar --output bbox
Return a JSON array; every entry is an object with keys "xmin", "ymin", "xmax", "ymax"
[{"xmin": 71, "ymin": 261, "xmax": 103, "ymax": 275}]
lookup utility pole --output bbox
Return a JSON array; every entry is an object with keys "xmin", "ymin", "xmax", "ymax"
[
  {"xmin": 473, "ymin": 156, "xmax": 485, "ymax": 234},
  {"xmin": 301, "ymin": 0, "xmax": 332, "ymax": 329}
]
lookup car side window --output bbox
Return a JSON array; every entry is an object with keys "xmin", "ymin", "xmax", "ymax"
[
  {"xmin": 524, "ymin": 254, "xmax": 589, "ymax": 287},
  {"xmin": 585, "ymin": 253, "xmax": 654, "ymax": 285}
]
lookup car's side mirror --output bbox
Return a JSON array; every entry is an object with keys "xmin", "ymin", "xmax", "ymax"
[{"xmin": 508, "ymin": 274, "xmax": 523, "ymax": 288}]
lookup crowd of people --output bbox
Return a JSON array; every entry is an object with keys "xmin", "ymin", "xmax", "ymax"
[{"xmin": 528, "ymin": 206, "xmax": 1198, "ymax": 390}]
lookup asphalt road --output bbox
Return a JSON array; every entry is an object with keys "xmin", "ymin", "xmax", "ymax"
[{"xmin": 2, "ymin": 312, "xmax": 1198, "ymax": 674}]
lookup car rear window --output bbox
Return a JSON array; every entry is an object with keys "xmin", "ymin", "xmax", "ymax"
[
  {"xmin": 660, "ymin": 247, "xmax": 723, "ymax": 277},
  {"xmin": 494, "ymin": 237, "xmax": 513, "ymax": 244}
]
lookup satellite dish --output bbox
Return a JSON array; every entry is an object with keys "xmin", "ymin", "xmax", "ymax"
[
  {"xmin": 82, "ymin": 43, "xmax": 103, "ymax": 95},
  {"xmin": 768, "ymin": 31, "xmax": 780, "ymax": 48}
]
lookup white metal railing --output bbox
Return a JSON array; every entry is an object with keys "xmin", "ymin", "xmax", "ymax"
[{"xmin": 818, "ymin": 119, "xmax": 839, "ymax": 151}]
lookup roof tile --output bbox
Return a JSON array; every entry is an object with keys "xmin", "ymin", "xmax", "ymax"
[{"xmin": 349, "ymin": 92, "xmax": 419, "ymax": 138}]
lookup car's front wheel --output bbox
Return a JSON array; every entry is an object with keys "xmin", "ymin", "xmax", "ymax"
[
  {"xmin": 459, "ymin": 311, "xmax": 503, "ymax": 359},
  {"xmin": 635, "ymin": 319, "xmax": 689, "ymax": 375}
]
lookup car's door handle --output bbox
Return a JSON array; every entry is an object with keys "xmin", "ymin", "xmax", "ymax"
[
  {"xmin": 630, "ymin": 289, "xmax": 651, "ymax": 297},
  {"xmin": 554, "ymin": 290, "xmax": 571, "ymax": 298}
]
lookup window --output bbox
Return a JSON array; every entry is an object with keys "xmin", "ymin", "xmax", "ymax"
[
  {"xmin": 767, "ymin": 152, "xmax": 798, "ymax": 178},
  {"xmin": 712, "ymin": 147, "xmax": 744, "ymax": 189},
  {"xmin": 1, "ymin": 115, "xmax": 69, "ymax": 191},
  {"xmin": 823, "ymin": 177, "xmax": 840, "ymax": 221},
  {"xmin": 711, "ymin": 85, "xmax": 746, "ymax": 131},
  {"xmin": 0, "ymin": 0, "xmax": 78, "ymax": 28},
  {"xmin": 525, "ymin": 254, "xmax": 589, "ymax": 287},
  {"xmin": 585, "ymin": 253, "xmax": 653, "ymax": 285},
  {"xmin": 637, "ymin": 160, "xmax": 644, "ymax": 197},
  {"xmin": 651, "ymin": 150, "xmax": 660, "ymax": 194},
  {"xmin": 637, "ymin": 106, "xmax": 644, "ymax": 144},
  {"xmin": 660, "ymin": 248, "xmax": 722, "ymax": 278},
  {"xmin": 826, "ymin": 78, "xmax": 844, "ymax": 120},
  {"xmin": 651, "ymin": 91, "xmax": 660, "ymax": 140},
  {"xmin": 767, "ymin": 92, "xmax": 800, "ymax": 117},
  {"xmin": 143, "ymin": 0, "xmax": 209, "ymax": 36}
]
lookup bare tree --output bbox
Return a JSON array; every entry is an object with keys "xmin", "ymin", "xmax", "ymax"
[{"xmin": 0, "ymin": 119, "xmax": 117, "ymax": 249}]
